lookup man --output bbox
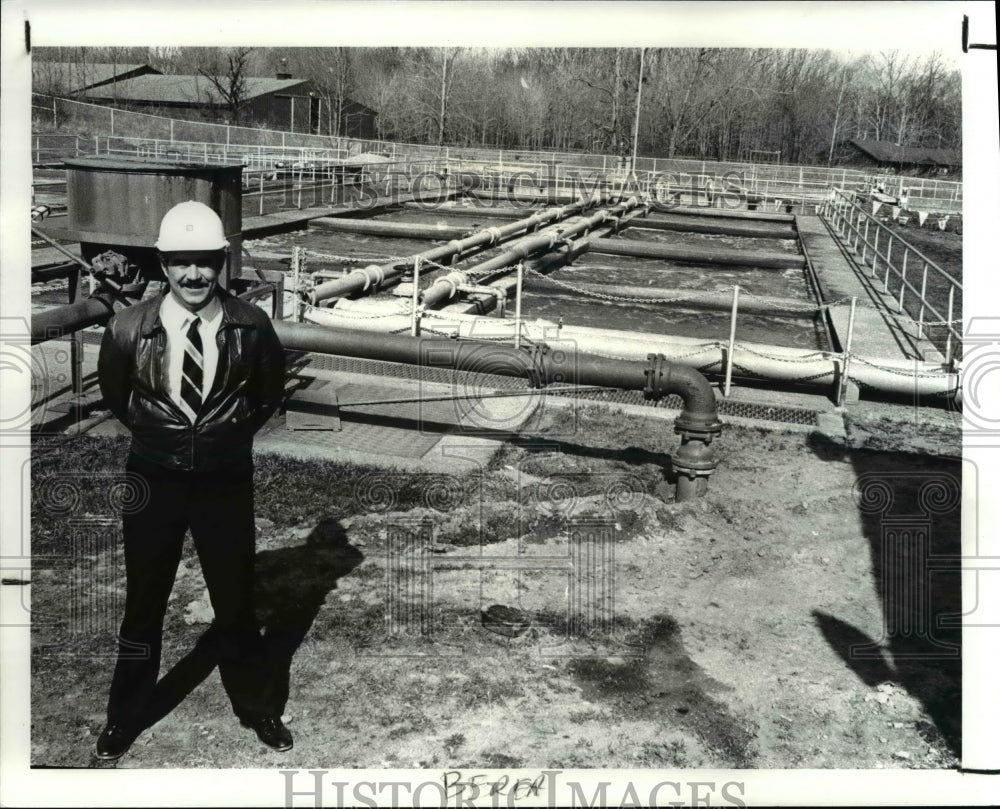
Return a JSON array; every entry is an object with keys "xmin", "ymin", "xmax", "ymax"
[{"xmin": 96, "ymin": 200, "xmax": 288, "ymax": 760}]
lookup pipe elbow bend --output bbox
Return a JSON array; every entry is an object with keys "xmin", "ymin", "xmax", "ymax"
[{"xmin": 666, "ymin": 363, "xmax": 723, "ymax": 438}]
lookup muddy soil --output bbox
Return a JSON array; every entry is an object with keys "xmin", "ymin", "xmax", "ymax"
[{"xmin": 29, "ymin": 403, "xmax": 962, "ymax": 770}]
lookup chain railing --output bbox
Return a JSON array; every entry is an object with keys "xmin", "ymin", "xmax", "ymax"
[{"xmin": 819, "ymin": 188, "xmax": 961, "ymax": 365}]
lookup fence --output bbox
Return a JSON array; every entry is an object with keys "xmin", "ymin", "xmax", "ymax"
[
  {"xmin": 238, "ymin": 159, "xmax": 451, "ymax": 217},
  {"xmin": 819, "ymin": 189, "xmax": 961, "ymax": 365},
  {"xmin": 31, "ymin": 94, "xmax": 376, "ymax": 155},
  {"xmin": 32, "ymin": 93, "xmax": 964, "ymax": 214}
]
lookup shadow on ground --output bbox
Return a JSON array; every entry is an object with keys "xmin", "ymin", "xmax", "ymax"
[
  {"xmin": 808, "ymin": 433, "xmax": 962, "ymax": 756},
  {"xmin": 569, "ymin": 615, "xmax": 757, "ymax": 767},
  {"xmin": 139, "ymin": 517, "xmax": 363, "ymax": 727}
]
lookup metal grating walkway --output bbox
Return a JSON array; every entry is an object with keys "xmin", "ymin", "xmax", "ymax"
[{"xmin": 294, "ymin": 352, "xmax": 821, "ymax": 427}]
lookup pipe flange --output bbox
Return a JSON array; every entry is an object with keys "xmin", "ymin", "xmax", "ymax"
[
  {"xmin": 672, "ymin": 437, "xmax": 718, "ymax": 478},
  {"xmin": 643, "ymin": 353, "xmax": 672, "ymax": 401},
  {"xmin": 674, "ymin": 411, "xmax": 724, "ymax": 440},
  {"xmin": 673, "ymin": 465, "xmax": 716, "ymax": 480}
]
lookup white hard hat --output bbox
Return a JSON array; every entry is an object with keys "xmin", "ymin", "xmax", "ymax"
[{"xmin": 155, "ymin": 200, "xmax": 229, "ymax": 252}]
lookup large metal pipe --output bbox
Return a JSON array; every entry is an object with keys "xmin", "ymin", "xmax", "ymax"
[
  {"xmin": 528, "ymin": 277, "xmax": 818, "ymax": 317},
  {"xmin": 586, "ymin": 237, "xmax": 805, "ymax": 269},
  {"xmin": 402, "ymin": 202, "xmax": 544, "ymax": 220},
  {"xmin": 308, "ymin": 198, "xmax": 598, "ymax": 305},
  {"xmin": 452, "ymin": 198, "xmax": 644, "ymax": 278},
  {"xmin": 659, "ymin": 205, "xmax": 795, "ymax": 223},
  {"xmin": 31, "ymin": 295, "xmax": 116, "ymax": 344},
  {"xmin": 304, "ymin": 303, "xmax": 959, "ymax": 401},
  {"xmin": 273, "ymin": 318, "xmax": 722, "ymax": 500},
  {"xmin": 626, "ymin": 214, "xmax": 796, "ymax": 240},
  {"xmin": 419, "ymin": 270, "xmax": 469, "ymax": 309},
  {"xmin": 412, "ymin": 201, "xmax": 650, "ymax": 315},
  {"xmin": 310, "ymin": 217, "xmax": 472, "ymax": 241}
]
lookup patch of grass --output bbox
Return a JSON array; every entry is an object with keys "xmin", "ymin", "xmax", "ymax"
[
  {"xmin": 31, "ymin": 436, "xmax": 131, "ymax": 555},
  {"xmin": 477, "ymin": 751, "xmax": 523, "ymax": 769},
  {"xmin": 253, "ymin": 453, "xmax": 484, "ymax": 528},
  {"xmin": 456, "ymin": 670, "xmax": 527, "ymax": 709},
  {"xmin": 443, "ymin": 733, "xmax": 466, "ymax": 755},
  {"xmin": 639, "ymin": 738, "xmax": 691, "ymax": 767}
]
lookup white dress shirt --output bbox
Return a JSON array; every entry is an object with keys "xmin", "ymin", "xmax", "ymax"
[{"xmin": 159, "ymin": 292, "xmax": 223, "ymax": 412}]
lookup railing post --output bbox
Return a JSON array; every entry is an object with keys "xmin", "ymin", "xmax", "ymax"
[
  {"xmin": 944, "ymin": 284, "xmax": 955, "ymax": 367},
  {"xmin": 871, "ymin": 224, "xmax": 880, "ymax": 275},
  {"xmin": 291, "ymin": 246, "xmax": 301, "ymax": 323},
  {"xmin": 69, "ymin": 265, "xmax": 84, "ymax": 400},
  {"xmin": 259, "ymin": 172, "xmax": 265, "ymax": 215},
  {"xmin": 724, "ymin": 285, "xmax": 740, "ymax": 397},
  {"xmin": 898, "ymin": 249, "xmax": 908, "ymax": 313},
  {"xmin": 884, "ymin": 235, "xmax": 893, "ymax": 290},
  {"xmin": 514, "ymin": 262, "xmax": 524, "ymax": 350},
  {"xmin": 917, "ymin": 260, "xmax": 929, "ymax": 339},
  {"xmin": 837, "ymin": 297, "xmax": 858, "ymax": 407},
  {"xmin": 411, "ymin": 257, "xmax": 422, "ymax": 337},
  {"xmin": 861, "ymin": 217, "xmax": 869, "ymax": 267}
]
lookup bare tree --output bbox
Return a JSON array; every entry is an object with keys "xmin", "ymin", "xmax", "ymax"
[
  {"xmin": 434, "ymin": 48, "xmax": 460, "ymax": 146},
  {"xmin": 299, "ymin": 48, "xmax": 355, "ymax": 137},
  {"xmin": 196, "ymin": 47, "xmax": 254, "ymax": 124}
]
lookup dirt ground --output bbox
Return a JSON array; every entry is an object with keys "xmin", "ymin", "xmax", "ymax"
[{"xmin": 29, "ymin": 398, "xmax": 962, "ymax": 770}]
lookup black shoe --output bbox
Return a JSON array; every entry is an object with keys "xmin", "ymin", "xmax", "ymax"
[
  {"xmin": 95, "ymin": 723, "xmax": 136, "ymax": 761},
  {"xmin": 241, "ymin": 716, "xmax": 293, "ymax": 752}
]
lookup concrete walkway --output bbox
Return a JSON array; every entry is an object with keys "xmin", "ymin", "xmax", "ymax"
[{"xmin": 797, "ymin": 215, "xmax": 943, "ymax": 363}]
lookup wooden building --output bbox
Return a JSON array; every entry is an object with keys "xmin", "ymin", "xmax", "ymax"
[{"xmin": 834, "ymin": 139, "xmax": 961, "ymax": 177}]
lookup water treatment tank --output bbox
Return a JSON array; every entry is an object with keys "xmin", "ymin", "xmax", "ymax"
[{"xmin": 61, "ymin": 157, "xmax": 244, "ymax": 285}]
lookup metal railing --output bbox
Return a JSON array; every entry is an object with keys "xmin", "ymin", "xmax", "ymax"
[
  {"xmin": 819, "ymin": 188, "xmax": 961, "ymax": 365},
  {"xmin": 33, "ymin": 93, "xmax": 963, "ymax": 213},
  {"xmin": 238, "ymin": 159, "xmax": 451, "ymax": 216}
]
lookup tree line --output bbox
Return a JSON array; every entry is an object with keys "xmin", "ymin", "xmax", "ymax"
[{"xmin": 34, "ymin": 46, "xmax": 961, "ymax": 166}]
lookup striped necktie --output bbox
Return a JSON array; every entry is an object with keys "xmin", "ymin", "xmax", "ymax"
[{"xmin": 180, "ymin": 317, "xmax": 203, "ymax": 422}]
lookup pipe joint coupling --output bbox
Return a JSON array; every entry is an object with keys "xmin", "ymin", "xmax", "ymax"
[
  {"xmin": 672, "ymin": 436, "xmax": 718, "ymax": 479},
  {"xmin": 643, "ymin": 353, "xmax": 672, "ymax": 401},
  {"xmin": 674, "ymin": 411, "xmax": 724, "ymax": 442},
  {"xmin": 355, "ymin": 265, "xmax": 383, "ymax": 291}
]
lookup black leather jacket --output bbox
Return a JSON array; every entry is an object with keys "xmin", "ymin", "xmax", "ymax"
[{"xmin": 98, "ymin": 290, "xmax": 286, "ymax": 473}]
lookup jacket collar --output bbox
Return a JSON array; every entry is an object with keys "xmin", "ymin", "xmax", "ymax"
[{"xmin": 140, "ymin": 288, "xmax": 258, "ymax": 337}]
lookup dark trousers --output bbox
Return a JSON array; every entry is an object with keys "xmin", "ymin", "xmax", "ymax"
[{"xmin": 107, "ymin": 454, "xmax": 271, "ymax": 729}]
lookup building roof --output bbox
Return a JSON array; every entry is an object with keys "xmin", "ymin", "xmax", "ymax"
[
  {"xmin": 849, "ymin": 139, "xmax": 961, "ymax": 167},
  {"xmin": 33, "ymin": 62, "xmax": 160, "ymax": 92},
  {"xmin": 80, "ymin": 74, "xmax": 312, "ymax": 105}
]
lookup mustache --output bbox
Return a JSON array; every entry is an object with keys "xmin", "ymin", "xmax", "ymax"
[{"xmin": 179, "ymin": 280, "xmax": 212, "ymax": 288}]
